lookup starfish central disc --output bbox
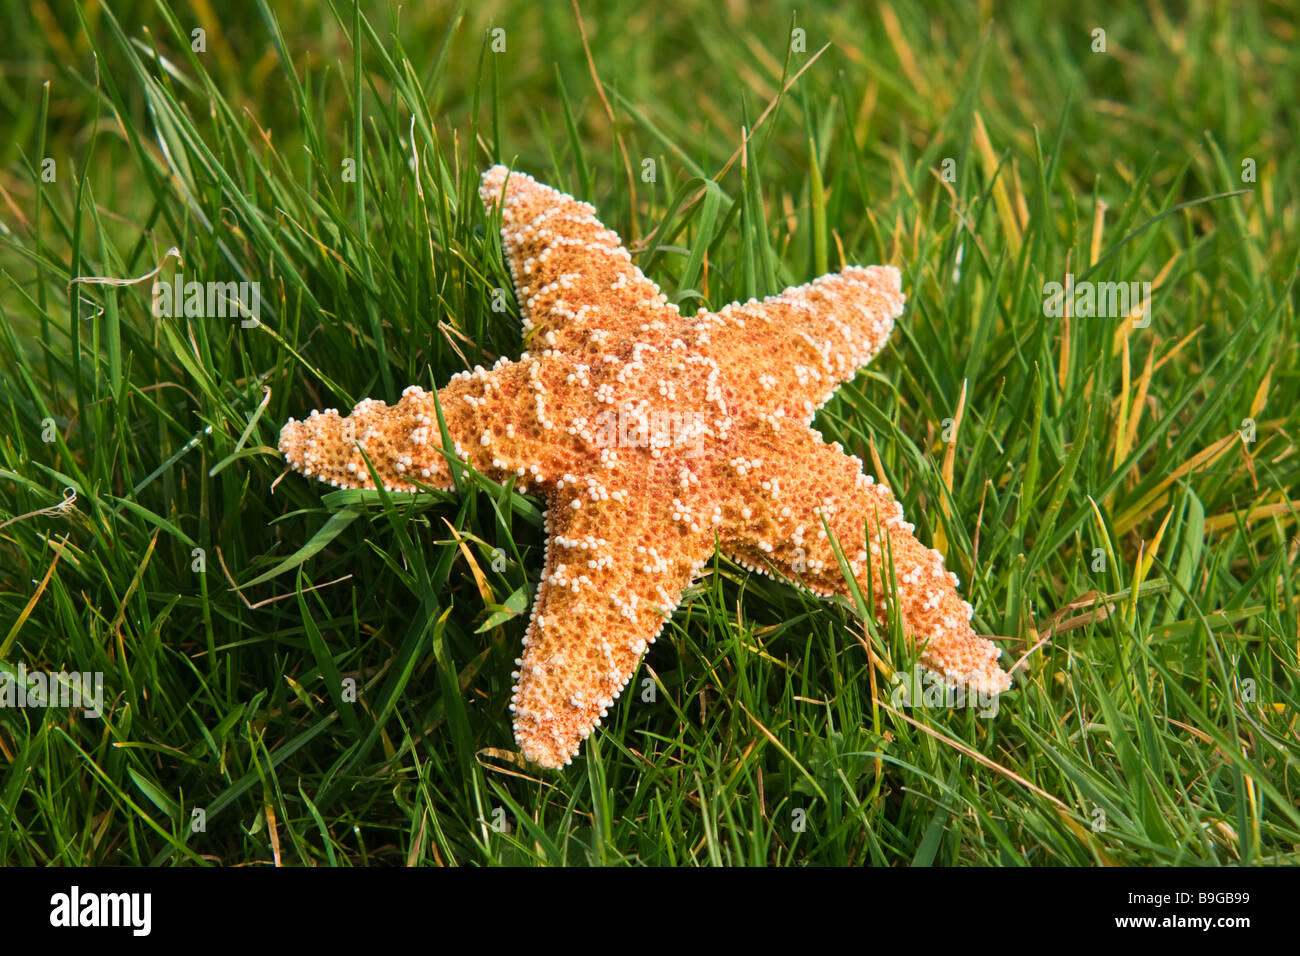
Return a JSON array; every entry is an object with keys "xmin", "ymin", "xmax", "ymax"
[{"xmin": 279, "ymin": 165, "xmax": 1012, "ymax": 768}]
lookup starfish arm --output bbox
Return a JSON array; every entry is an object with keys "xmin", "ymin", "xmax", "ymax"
[
  {"xmin": 716, "ymin": 425, "xmax": 1011, "ymax": 695},
  {"xmin": 479, "ymin": 165, "xmax": 678, "ymax": 353},
  {"xmin": 279, "ymin": 362, "xmax": 575, "ymax": 494},
  {"xmin": 694, "ymin": 265, "xmax": 905, "ymax": 425},
  {"xmin": 510, "ymin": 489, "xmax": 713, "ymax": 767},
  {"xmin": 279, "ymin": 384, "xmax": 459, "ymax": 492}
]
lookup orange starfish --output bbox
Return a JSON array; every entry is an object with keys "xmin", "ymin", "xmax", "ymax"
[{"xmin": 279, "ymin": 165, "xmax": 1012, "ymax": 768}]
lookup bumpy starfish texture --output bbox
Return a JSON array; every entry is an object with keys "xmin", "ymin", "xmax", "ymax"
[{"xmin": 280, "ymin": 164, "xmax": 1012, "ymax": 768}]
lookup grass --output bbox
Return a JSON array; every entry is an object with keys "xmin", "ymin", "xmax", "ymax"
[{"xmin": 1, "ymin": 0, "xmax": 1298, "ymax": 866}]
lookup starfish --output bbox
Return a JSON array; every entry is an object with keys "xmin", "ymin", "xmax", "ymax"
[{"xmin": 279, "ymin": 164, "xmax": 1012, "ymax": 768}]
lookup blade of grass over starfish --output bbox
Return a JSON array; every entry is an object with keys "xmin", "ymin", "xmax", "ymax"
[
  {"xmin": 717, "ymin": 425, "xmax": 1011, "ymax": 695},
  {"xmin": 479, "ymin": 164, "xmax": 681, "ymax": 353},
  {"xmin": 511, "ymin": 491, "xmax": 715, "ymax": 768}
]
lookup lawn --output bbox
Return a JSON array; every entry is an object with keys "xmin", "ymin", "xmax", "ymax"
[{"xmin": 1, "ymin": 0, "xmax": 1297, "ymax": 866}]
